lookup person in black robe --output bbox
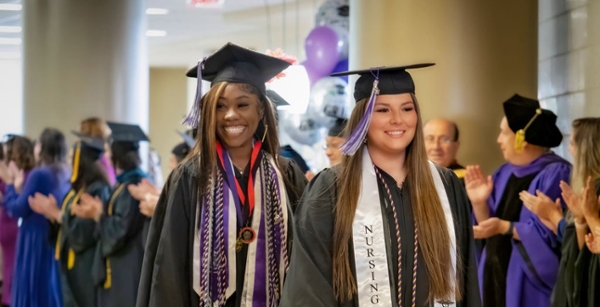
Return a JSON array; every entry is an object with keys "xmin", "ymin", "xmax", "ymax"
[
  {"xmin": 72, "ymin": 122, "xmax": 151, "ymax": 307},
  {"xmin": 281, "ymin": 64, "xmax": 480, "ymax": 307},
  {"xmin": 30, "ymin": 132, "xmax": 112, "ymax": 307},
  {"xmin": 136, "ymin": 43, "xmax": 308, "ymax": 307}
]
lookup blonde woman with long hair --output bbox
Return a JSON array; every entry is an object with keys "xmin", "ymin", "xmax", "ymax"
[
  {"xmin": 520, "ymin": 117, "xmax": 600, "ymax": 306},
  {"xmin": 137, "ymin": 43, "xmax": 307, "ymax": 307},
  {"xmin": 281, "ymin": 65, "xmax": 480, "ymax": 307}
]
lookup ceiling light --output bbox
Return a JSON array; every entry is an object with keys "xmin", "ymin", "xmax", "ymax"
[
  {"xmin": 0, "ymin": 26, "xmax": 22, "ymax": 33},
  {"xmin": 0, "ymin": 4, "xmax": 22, "ymax": 11},
  {"xmin": 146, "ymin": 8, "xmax": 169, "ymax": 15},
  {"xmin": 0, "ymin": 52, "xmax": 20, "ymax": 59},
  {"xmin": 146, "ymin": 30, "xmax": 167, "ymax": 37},
  {"xmin": 0, "ymin": 38, "xmax": 21, "ymax": 45}
]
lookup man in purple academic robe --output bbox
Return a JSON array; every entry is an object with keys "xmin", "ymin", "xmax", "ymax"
[{"xmin": 465, "ymin": 94, "xmax": 571, "ymax": 307}]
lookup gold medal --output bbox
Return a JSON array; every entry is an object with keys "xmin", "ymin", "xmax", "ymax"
[{"xmin": 239, "ymin": 227, "xmax": 256, "ymax": 244}]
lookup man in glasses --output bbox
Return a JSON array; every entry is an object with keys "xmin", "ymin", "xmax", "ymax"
[{"xmin": 424, "ymin": 118, "xmax": 465, "ymax": 181}]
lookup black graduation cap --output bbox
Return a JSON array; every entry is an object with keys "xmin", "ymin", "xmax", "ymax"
[
  {"xmin": 186, "ymin": 43, "xmax": 291, "ymax": 93},
  {"xmin": 171, "ymin": 130, "xmax": 196, "ymax": 161},
  {"xmin": 71, "ymin": 131, "xmax": 106, "ymax": 182},
  {"xmin": 330, "ymin": 63, "xmax": 435, "ymax": 156},
  {"xmin": 503, "ymin": 94, "xmax": 562, "ymax": 150},
  {"xmin": 177, "ymin": 130, "xmax": 196, "ymax": 148},
  {"xmin": 328, "ymin": 117, "xmax": 348, "ymax": 137},
  {"xmin": 72, "ymin": 131, "xmax": 105, "ymax": 156},
  {"xmin": 183, "ymin": 43, "xmax": 292, "ymax": 128},
  {"xmin": 331, "ymin": 63, "xmax": 434, "ymax": 101},
  {"xmin": 2, "ymin": 133, "xmax": 17, "ymax": 142},
  {"xmin": 266, "ymin": 90, "xmax": 290, "ymax": 107},
  {"xmin": 106, "ymin": 122, "xmax": 149, "ymax": 144}
]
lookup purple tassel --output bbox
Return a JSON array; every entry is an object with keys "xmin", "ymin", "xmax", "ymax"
[
  {"xmin": 339, "ymin": 79, "xmax": 379, "ymax": 156},
  {"xmin": 182, "ymin": 58, "xmax": 206, "ymax": 128}
]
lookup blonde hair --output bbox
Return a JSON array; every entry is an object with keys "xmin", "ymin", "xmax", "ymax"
[
  {"xmin": 571, "ymin": 118, "xmax": 600, "ymax": 203},
  {"xmin": 80, "ymin": 117, "xmax": 110, "ymax": 139},
  {"xmin": 332, "ymin": 94, "xmax": 460, "ymax": 303}
]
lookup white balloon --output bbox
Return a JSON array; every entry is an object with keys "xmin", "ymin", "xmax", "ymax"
[
  {"xmin": 281, "ymin": 112, "xmax": 323, "ymax": 146},
  {"xmin": 307, "ymin": 77, "xmax": 351, "ymax": 128},
  {"xmin": 315, "ymin": 0, "xmax": 350, "ymax": 32}
]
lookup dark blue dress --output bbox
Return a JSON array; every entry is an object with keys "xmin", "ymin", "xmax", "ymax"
[{"xmin": 4, "ymin": 165, "xmax": 71, "ymax": 307}]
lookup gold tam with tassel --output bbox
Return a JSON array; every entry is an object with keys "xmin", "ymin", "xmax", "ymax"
[{"xmin": 514, "ymin": 108, "xmax": 542, "ymax": 153}]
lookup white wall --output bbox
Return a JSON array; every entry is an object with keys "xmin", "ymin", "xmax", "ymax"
[{"xmin": 0, "ymin": 58, "xmax": 23, "ymax": 137}]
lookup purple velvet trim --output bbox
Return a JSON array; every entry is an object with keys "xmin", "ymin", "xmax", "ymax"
[
  {"xmin": 252, "ymin": 183, "xmax": 268, "ymax": 306},
  {"xmin": 340, "ymin": 79, "xmax": 379, "ymax": 156},
  {"xmin": 220, "ymin": 149, "xmax": 244, "ymax": 226},
  {"xmin": 183, "ymin": 58, "xmax": 206, "ymax": 128}
]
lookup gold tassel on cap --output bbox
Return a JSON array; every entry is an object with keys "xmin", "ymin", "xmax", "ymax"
[
  {"xmin": 514, "ymin": 108, "xmax": 542, "ymax": 153},
  {"xmin": 67, "ymin": 249, "xmax": 75, "ymax": 269},
  {"xmin": 70, "ymin": 142, "xmax": 81, "ymax": 183}
]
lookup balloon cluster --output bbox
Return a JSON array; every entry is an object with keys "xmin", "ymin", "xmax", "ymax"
[{"xmin": 282, "ymin": 0, "xmax": 351, "ymax": 149}]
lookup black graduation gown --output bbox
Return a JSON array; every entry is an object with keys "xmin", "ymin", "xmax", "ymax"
[
  {"xmin": 551, "ymin": 183, "xmax": 600, "ymax": 307},
  {"xmin": 94, "ymin": 173, "xmax": 149, "ymax": 307},
  {"xmin": 280, "ymin": 165, "xmax": 481, "ymax": 307},
  {"xmin": 52, "ymin": 181, "xmax": 111, "ymax": 307},
  {"xmin": 136, "ymin": 157, "xmax": 307, "ymax": 307}
]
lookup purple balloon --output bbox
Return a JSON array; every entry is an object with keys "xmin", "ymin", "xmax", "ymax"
[
  {"xmin": 304, "ymin": 26, "xmax": 341, "ymax": 76},
  {"xmin": 331, "ymin": 59, "xmax": 349, "ymax": 82},
  {"xmin": 303, "ymin": 60, "xmax": 329, "ymax": 87}
]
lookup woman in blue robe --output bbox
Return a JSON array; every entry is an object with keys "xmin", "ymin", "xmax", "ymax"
[{"xmin": 3, "ymin": 128, "xmax": 71, "ymax": 307}]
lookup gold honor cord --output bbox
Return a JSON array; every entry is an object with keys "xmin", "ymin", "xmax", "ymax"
[
  {"xmin": 55, "ymin": 188, "xmax": 84, "ymax": 270},
  {"xmin": 514, "ymin": 108, "xmax": 542, "ymax": 153},
  {"xmin": 104, "ymin": 183, "xmax": 127, "ymax": 289}
]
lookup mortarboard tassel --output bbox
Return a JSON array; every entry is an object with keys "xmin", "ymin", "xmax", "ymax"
[
  {"xmin": 339, "ymin": 70, "xmax": 380, "ymax": 156},
  {"xmin": 70, "ymin": 142, "xmax": 81, "ymax": 183},
  {"xmin": 182, "ymin": 58, "xmax": 207, "ymax": 129},
  {"xmin": 67, "ymin": 249, "xmax": 75, "ymax": 269},
  {"xmin": 514, "ymin": 108, "xmax": 542, "ymax": 153}
]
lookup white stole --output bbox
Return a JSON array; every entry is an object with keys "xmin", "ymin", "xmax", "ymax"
[
  {"xmin": 352, "ymin": 148, "xmax": 457, "ymax": 306},
  {"xmin": 193, "ymin": 154, "xmax": 289, "ymax": 306}
]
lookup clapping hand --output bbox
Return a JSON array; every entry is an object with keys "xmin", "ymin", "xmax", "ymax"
[
  {"xmin": 560, "ymin": 181, "xmax": 584, "ymax": 218},
  {"xmin": 581, "ymin": 176, "xmax": 600, "ymax": 219},
  {"xmin": 519, "ymin": 190, "xmax": 563, "ymax": 233},
  {"xmin": 11, "ymin": 163, "xmax": 25, "ymax": 193},
  {"xmin": 473, "ymin": 217, "xmax": 509, "ymax": 239},
  {"xmin": 139, "ymin": 194, "xmax": 159, "ymax": 217},
  {"xmin": 465, "ymin": 165, "xmax": 493, "ymax": 205},
  {"xmin": 72, "ymin": 193, "xmax": 103, "ymax": 222},
  {"xmin": 28, "ymin": 193, "xmax": 61, "ymax": 222}
]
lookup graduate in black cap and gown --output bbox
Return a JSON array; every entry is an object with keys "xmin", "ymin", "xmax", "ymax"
[
  {"xmin": 281, "ymin": 64, "xmax": 481, "ymax": 307},
  {"xmin": 465, "ymin": 95, "xmax": 571, "ymax": 307},
  {"xmin": 169, "ymin": 130, "xmax": 196, "ymax": 171},
  {"xmin": 72, "ymin": 122, "xmax": 151, "ymax": 307},
  {"xmin": 30, "ymin": 132, "xmax": 112, "ymax": 307},
  {"xmin": 137, "ymin": 43, "xmax": 308, "ymax": 307},
  {"xmin": 128, "ymin": 130, "xmax": 197, "ymax": 219},
  {"xmin": 267, "ymin": 89, "xmax": 314, "ymax": 180},
  {"xmin": 325, "ymin": 117, "xmax": 348, "ymax": 166}
]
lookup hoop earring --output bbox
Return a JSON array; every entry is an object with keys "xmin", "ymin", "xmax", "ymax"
[{"xmin": 262, "ymin": 124, "xmax": 268, "ymax": 142}]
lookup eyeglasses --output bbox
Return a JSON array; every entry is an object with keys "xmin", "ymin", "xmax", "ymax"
[
  {"xmin": 322, "ymin": 143, "xmax": 343, "ymax": 150},
  {"xmin": 424, "ymin": 136, "xmax": 454, "ymax": 145}
]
